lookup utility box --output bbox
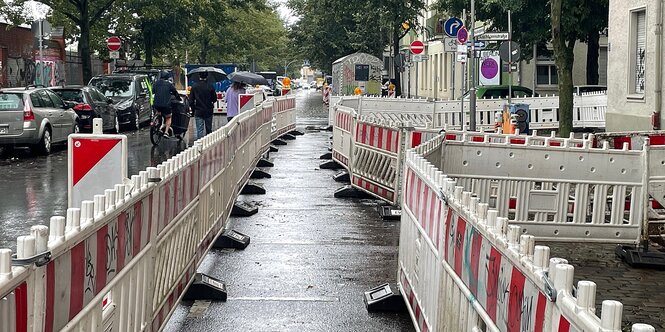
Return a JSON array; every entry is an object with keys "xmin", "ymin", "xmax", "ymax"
[{"xmin": 331, "ymin": 52, "xmax": 383, "ymax": 96}]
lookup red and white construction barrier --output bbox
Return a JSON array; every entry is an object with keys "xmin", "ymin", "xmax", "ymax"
[
  {"xmin": 68, "ymin": 134, "xmax": 127, "ymax": 209},
  {"xmin": 271, "ymin": 96, "xmax": 296, "ymax": 140},
  {"xmin": 0, "ymin": 95, "xmax": 294, "ymax": 332},
  {"xmin": 397, "ymin": 138, "xmax": 654, "ymax": 332}
]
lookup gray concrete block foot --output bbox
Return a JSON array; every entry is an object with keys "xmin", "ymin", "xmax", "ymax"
[
  {"xmin": 232, "ymin": 201, "xmax": 259, "ymax": 217},
  {"xmin": 333, "ymin": 171, "xmax": 350, "ymax": 183},
  {"xmin": 616, "ymin": 245, "xmax": 665, "ymax": 269},
  {"xmin": 270, "ymin": 145, "xmax": 279, "ymax": 152},
  {"xmin": 273, "ymin": 139, "xmax": 287, "ymax": 145},
  {"xmin": 214, "ymin": 229, "xmax": 251, "ymax": 249},
  {"xmin": 282, "ymin": 133, "xmax": 297, "ymax": 140},
  {"xmin": 257, "ymin": 158, "xmax": 274, "ymax": 167},
  {"xmin": 334, "ymin": 185, "xmax": 371, "ymax": 199},
  {"xmin": 182, "ymin": 273, "xmax": 228, "ymax": 301},
  {"xmin": 320, "ymin": 160, "xmax": 342, "ymax": 170},
  {"xmin": 251, "ymin": 168, "xmax": 271, "ymax": 179},
  {"xmin": 241, "ymin": 182, "xmax": 266, "ymax": 195},
  {"xmin": 320, "ymin": 152, "xmax": 332, "ymax": 160},
  {"xmin": 378, "ymin": 205, "xmax": 401, "ymax": 221},
  {"xmin": 290, "ymin": 130, "xmax": 305, "ymax": 136},
  {"xmin": 364, "ymin": 284, "xmax": 406, "ymax": 313}
]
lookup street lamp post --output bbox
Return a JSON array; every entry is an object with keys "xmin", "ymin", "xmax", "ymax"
[{"xmin": 284, "ymin": 60, "xmax": 300, "ymax": 77}]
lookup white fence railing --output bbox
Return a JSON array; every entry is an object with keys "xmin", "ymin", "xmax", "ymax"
[
  {"xmin": 0, "ymin": 95, "xmax": 296, "ymax": 332},
  {"xmin": 398, "ymin": 135, "xmax": 654, "ymax": 332},
  {"xmin": 331, "ymin": 92, "xmax": 608, "ymax": 131}
]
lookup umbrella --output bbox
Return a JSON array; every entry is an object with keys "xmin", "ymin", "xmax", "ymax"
[
  {"xmin": 228, "ymin": 71, "xmax": 269, "ymax": 86},
  {"xmin": 187, "ymin": 67, "xmax": 227, "ymax": 82}
]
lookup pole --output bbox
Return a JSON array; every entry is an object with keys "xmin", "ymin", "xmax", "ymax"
[
  {"xmin": 38, "ymin": 20, "xmax": 45, "ymax": 86},
  {"xmin": 469, "ymin": 0, "xmax": 477, "ymax": 131},
  {"xmin": 461, "ymin": 58, "xmax": 466, "ymax": 128},
  {"xmin": 451, "ymin": 56, "xmax": 455, "ymax": 99},
  {"xmin": 508, "ymin": 10, "xmax": 513, "ymax": 105},
  {"xmin": 415, "ymin": 61, "xmax": 419, "ymax": 98}
]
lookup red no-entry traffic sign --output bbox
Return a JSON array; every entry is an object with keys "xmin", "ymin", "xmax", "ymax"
[
  {"xmin": 107, "ymin": 36, "xmax": 121, "ymax": 52},
  {"xmin": 410, "ymin": 40, "xmax": 425, "ymax": 55}
]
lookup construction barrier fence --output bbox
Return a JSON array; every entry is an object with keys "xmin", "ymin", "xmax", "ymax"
[
  {"xmin": 0, "ymin": 95, "xmax": 296, "ymax": 332},
  {"xmin": 398, "ymin": 135, "xmax": 654, "ymax": 332}
]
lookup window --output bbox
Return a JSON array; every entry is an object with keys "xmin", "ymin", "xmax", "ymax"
[
  {"xmin": 37, "ymin": 91, "xmax": 55, "ymax": 108},
  {"xmin": 536, "ymin": 64, "xmax": 558, "ymax": 85},
  {"xmin": 630, "ymin": 9, "xmax": 646, "ymax": 95},
  {"xmin": 30, "ymin": 93, "xmax": 44, "ymax": 107}
]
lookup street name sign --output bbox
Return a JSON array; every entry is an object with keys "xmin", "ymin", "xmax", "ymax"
[{"xmin": 477, "ymin": 32, "xmax": 509, "ymax": 41}]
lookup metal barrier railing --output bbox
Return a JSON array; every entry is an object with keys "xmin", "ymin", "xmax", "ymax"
[
  {"xmin": 398, "ymin": 135, "xmax": 654, "ymax": 331},
  {"xmin": 0, "ymin": 95, "xmax": 296, "ymax": 332}
]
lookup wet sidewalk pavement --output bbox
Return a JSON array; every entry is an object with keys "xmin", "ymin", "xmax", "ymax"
[{"xmin": 165, "ymin": 91, "xmax": 414, "ymax": 331}]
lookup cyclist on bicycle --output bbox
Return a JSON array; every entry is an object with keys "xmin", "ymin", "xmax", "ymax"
[{"xmin": 153, "ymin": 71, "xmax": 181, "ymax": 136}]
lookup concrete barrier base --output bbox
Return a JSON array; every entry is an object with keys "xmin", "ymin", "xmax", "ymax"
[
  {"xmin": 270, "ymin": 145, "xmax": 279, "ymax": 152},
  {"xmin": 332, "ymin": 171, "xmax": 350, "ymax": 183},
  {"xmin": 214, "ymin": 229, "xmax": 251, "ymax": 250},
  {"xmin": 363, "ymin": 283, "xmax": 406, "ymax": 313},
  {"xmin": 282, "ymin": 133, "xmax": 297, "ymax": 140},
  {"xmin": 319, "ymin": 160, "xmax": 342, "ymax": 170},
  {"xmin": 615, "ymin": 245, "xmax": 665, "ymax": 269},
  {"xmin": 290, "ymin": 130, "xmax": 304, "ymax": 136},
  {"xmin": 251, "ymin": 168, "xmax": 271, "ymax": 179},
  {"xmin": 232, "ymin": 201, "xmax": 259, "ymax": 217},
  {"xmin": 182, "ymin": 273, "xmax": 228, "ymax": 301},
  {"xmin": 241, "ymin": 182, "xmax": 266, "ymax": 195},
  {"xmin": 257, "ymin": 158, "xmax": 274, "ymax": 167},
  {"xmin": 319, "ymin": 152, "xmax": 332, "ymax": 160},
  {"xmin": 334, "ymin": 185, "xmax": 371, "ymax": 199},
  {"xmin": 273, "ymin": 139, "xmax": 287, "ymax": 146},
  {"xmin": 378, "ymin": 205, "xmax": 401, "ymax": 221}
]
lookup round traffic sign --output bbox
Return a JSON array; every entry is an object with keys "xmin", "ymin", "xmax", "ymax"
[
  {"xmin": 410, "ymin": 40, "xmax": 425, "ymax": 55},
  {"xmin": 444, "ymin": 17, "xmax": 464, "ymax": 37},
  {"xmin": 107, "ymin": 36, "xmax": 121, "ymax": 52},
  {"xmin": 499, "ymin": 41, "xmax": 521, "ymax": 63},
  {"xmin": 457, "ymin": 27, "xmax": 468, "ymax": 44}
]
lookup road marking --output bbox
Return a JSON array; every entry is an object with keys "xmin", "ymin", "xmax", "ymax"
[{"xmin": 227, "ymin": 296, "xmax": 339, "ymax": 302}]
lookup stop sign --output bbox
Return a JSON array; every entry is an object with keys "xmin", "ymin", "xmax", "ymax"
[
  {"xmin": 107, "ymin": 36, "xmax": 121, "ymax": 52},
  {"xmin": 410, "ymin": 40, "xmax": 425, "ymax": 55}
]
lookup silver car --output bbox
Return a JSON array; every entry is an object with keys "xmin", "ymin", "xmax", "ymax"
[{"xmin": 0, "ymin": 87, "xmax": 80, "ymax": 155}]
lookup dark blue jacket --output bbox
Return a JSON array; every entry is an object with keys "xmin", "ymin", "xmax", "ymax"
[{"xmin": 153, "ymin": 77, "xmax": 179, "ymax": 108}]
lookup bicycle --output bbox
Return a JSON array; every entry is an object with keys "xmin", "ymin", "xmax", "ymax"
[{"xmin": 150, "ymin": 99, "xmax": 191, "ymax": 146}]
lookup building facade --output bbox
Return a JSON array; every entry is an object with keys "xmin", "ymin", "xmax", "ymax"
[
  {"xmin": 397, "ymin": 6, "xmax": 607, "ymax": 100},
  {"xmin": 606, "ymin": 0, "xmax": 662, "ymax": 131}
]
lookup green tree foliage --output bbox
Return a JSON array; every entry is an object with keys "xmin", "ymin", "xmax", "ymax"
[
  {"xmin": 434, "ymin": 0, "xmax": 608, "ymax": 136},
  {"xmin": 288, "ymin": 0, "xmax": 425, "ymax": 94}
]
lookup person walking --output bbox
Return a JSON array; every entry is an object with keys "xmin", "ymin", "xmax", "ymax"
[
  {"xmin": 225, "ymin": 81, "xmax": 246, "ymax": 122},
  {"xmin": 189, "ymin": 72, "xmax": 217, "ymax": 140},
  {"xmin": 153, "ymin": 71, "xmax": 181, "ymax": 137}
]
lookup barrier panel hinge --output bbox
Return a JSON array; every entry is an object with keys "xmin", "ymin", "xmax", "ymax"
[
  {"xmin": 542, "ymin": 273, "xmax": 557, "ymax": 302},
  {"xmin": 148, "ymin": 177, "xmax": 162, "ymax": 183},
  {"xmin": 12, "ymin": 251, "xmax": 51, "ymax": 267}
]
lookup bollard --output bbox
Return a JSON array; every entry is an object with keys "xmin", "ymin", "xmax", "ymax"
[
  {"xmin": 576, "ymin": 281, "xmax": 597, "ymax": 313},
  {"xmin": 16, "ymin": 235, "xmax": 36, "ymax": 259},
  {"xmin": 92, "ymin": 118, "xmax": 103, "ymax": 134},
  {"xmin": 66, "ymin": 208, "xmax": 81, "ymax": 233},
  {"xmin": 49, "ymin": 216, "xmax": 66, "ymax": 246},
  {"xmin": 31, "ymin": 225, "xmax": 49, "ymax": 254},
  {"xmin": 0, "ymin": 248, "xmax": 12, "ymax": 279},
  {"xmin": 600, "ymin": 300, "xmax": 623, "ymax": 331}
]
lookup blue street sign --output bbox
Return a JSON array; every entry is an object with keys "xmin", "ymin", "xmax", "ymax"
[{"xmin": 444, "ymin": 17, "xmax": 464, "ymax": 37}]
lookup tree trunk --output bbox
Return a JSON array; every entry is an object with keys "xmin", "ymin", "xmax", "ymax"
[
  {"xmin": 551, "ymin": 0, "xmax": 575, "ymax": 137},
  {"xmin": 79, "ymin": 10, "xmax": 92, "ymax": 82},
  {"xmin": 586, "ymin": 30, "xmax": 600, "ymax": 85},
  {"xmin": 392, "ymin": 28, "xmax": 402, "ymax": 96},
  {"xmin": 198, "ymin": 37, "xmax": 209, "ymax": 64},
  {"xmin": 144, "ymin": 28, "xmax": 154, "ymax": 65}
]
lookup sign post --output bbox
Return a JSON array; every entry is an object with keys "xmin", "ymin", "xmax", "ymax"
[
  {"xmin": 107, "ymin": 36, "xmax": 121, "ymax": 73},
  {"xmin": 410, "ymin": 41, "xmax": 425, "ymax": 98}
]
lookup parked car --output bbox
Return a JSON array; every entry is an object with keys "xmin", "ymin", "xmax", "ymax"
[
  {"xmin": 574, "ymin": 85, "xmax": 607, "ymax": 95},
  {"xmin": 50, "ymin": 86, "xmax": 119, "ymax": 133},
  {"xmin": 463, "ymin": 85, "xmax": 538, "ymax": 100},
  {"xmin": 0, "ymin": 86, "xmax": 79, "ymax": 154},
  {"xmin": 88, "ymin": 74, "xmax": 152, "ymax": 130}
]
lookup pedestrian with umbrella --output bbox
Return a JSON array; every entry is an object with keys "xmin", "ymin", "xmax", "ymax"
[
  {"xmin": 187, "ymin": 67, "xmax": 223, "ymax": 139},
  {"xmin": 226, "ymin": 71, "xmax": 268, "ymax": 122}
]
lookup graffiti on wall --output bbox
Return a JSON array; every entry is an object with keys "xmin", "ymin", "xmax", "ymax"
[
  {"xmin": 6, "ymin": 57, "xmax": 35, "ymax": 88},
  {"xmin": 35, "ymin": 60, "xmax": 65, "ymax": 87},
  {"xmin": 5, "ymin": 57, "xmax": 65, "ymax": 87},
  {"xmin": 332, "ymin": 52, "xmax": 383, "ymax": 96}
]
